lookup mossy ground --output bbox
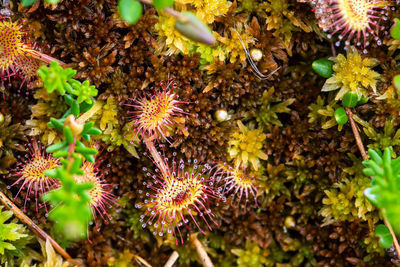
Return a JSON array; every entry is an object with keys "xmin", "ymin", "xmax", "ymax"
[{"xmin": 1, "ymin": 0, "xmax": 400, "ymax": 266}]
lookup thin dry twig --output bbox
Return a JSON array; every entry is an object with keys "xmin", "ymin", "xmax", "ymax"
[
  {"xmin": 164, "ymin": 251, "xmax": 179, "ymax": 267},
  {"xmin": 0, "ymin": 191, "xmax": 79, "ymax": 265},
  {"xmin": 345, "ymin": 107, "xmax": 400, "ymax": 260},
  {"xmin": 133, "ymin": 253, "xmax": 152, "ymax": 267},
  {"xmin": 190, "ymin": 234, "xmax": 214, "ymax": 267}
]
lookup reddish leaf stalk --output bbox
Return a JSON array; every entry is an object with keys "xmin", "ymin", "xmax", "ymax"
[
  {"xmin": 345, "ymin": 107, "xmax": 400, "ymax": 260},
  {"xmin": 28, "ymin": 49, "xmax": 66, "ymax": 67},
  {"xmin": 143, "ymin": 134, "xmax": 168, "ymax": 175}
]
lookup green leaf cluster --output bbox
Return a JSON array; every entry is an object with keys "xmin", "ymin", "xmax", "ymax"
[
  {"xmin": 42, "ymin": 115, "xmax": 100, "ymax": 240},
  {"xmin": 38, "ymin": 61, "xmax": 97, "ymax": 106},
  {"xmin": 320, "ymin": 173, "xmax": 375, "ymax": 226},
  {"xmin": 42, "ymin": 165, "xmax": 93, "ymax": 241},
  {"xmin": 36, "ymin": 63, "xmax": 102, "ymax": 241},
  {"xmin": 0, "ymin": 206, "xmax": 32, "ymax": 266},
  {"xmin": 363, "ymin": 147, "xmax": 400, "ymax": 234}
]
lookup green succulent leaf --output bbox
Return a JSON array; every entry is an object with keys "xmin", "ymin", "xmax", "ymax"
[
  {"xmin": 118, "ymin": 0, "xmax": 143, "ymax": 24},
  {"xmin": 71, "ymin": 101, "xmax": 80, "ymax": 117},
  {"xmin": 391, "ymin": 18, "xmax": 400, "ymax": 40},
  {"xmin": 70, "ymin": 157, "xmax": 83, "ymax": 175},
  {"xmin": 64, "ymin": 94, "xmax": 74, "ymax": 106},
  {"xmin": 85, "ymin": 127, "xmax": 102, "ymax": 136},
  {"xmin": 49, "ymin": 118, "xmax": 65, "ymax": 131},
  {"xmin": 153, "ymin": 0, "xmax": 174, "ymax": 10},
  {"xmin": 46, "ymin": 141, "xmax": 68, "ymax": 153},
  {"xmin": 80, "ymin": 102, "xmax": 95, "ymax": 113},
  {"xmin": 334, "ymin": 107, "xmax": 348, "ymax": 125},
  {"xmin": 37, "ymin": 61, "xmax": 76, "ymax": 95},
  {"xmin": 312, "ymin": 59, "xmax": 334, "ymax": 78},
  {"xmin": 82, "ymin": 134, "xmax": 91, "ymax": 141},
  {"xmin": 71, "ymin": 80, "xmax": 98, "ymax": 104},
  {"xmin": 342, "ymin": 92, "xmax": 358, "ymax": 108},
  {"xmin": 53, "ymin": 151, "xmax": 69, "ymax": 158},
  {"xmin": 21, "ymin": 0, "xmax": 37, "ymax": 6},
  {"xmin": 375, "ymin": 224, "xmax": 393, "ymax": 249},
  {"xmin": 394, "ymin": 75, "xmax": 400, "ymax": 93},
  {"xmin": 363, "ymin": 147, "xmax": 400, "ymax": 234},
  {"xmin": 64, "ymin": 126, "xmax": 74, "ymax": 144}
]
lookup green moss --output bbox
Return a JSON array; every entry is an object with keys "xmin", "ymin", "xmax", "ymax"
[
  {"xmin": 257, "ymin": 87, "xmax": 295, "ymax": 127},
  {"xmin": 362, "ymin": 116, "xmax": 400, "ymax": 151},
  {"xmin": 363, "ymin": 231, "xmax": 386, "ymax": 261},
  {"xmin": 232, "ymin": 240, "xmax": 271, "ymax": 267},
  {"xmin": 320, "ymin": 174, "xmax": 377, "ymax": 226},
  {"xmin": 227, "ymin": 120, "xmax": 268, "ymax": 171},
  {"xmin": 0, "ymin": 206, "xmax": 32, "ymax": 266},
  {"xmin": 25, "ymin": 88, "xmax": 68, "ymax": 145},
  {"xmin": 0, "ymin": 114, "xmax": 27, "ymax": 174}
]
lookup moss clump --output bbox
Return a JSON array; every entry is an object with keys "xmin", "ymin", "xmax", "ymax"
[
  {"xmin": 0, "ymin": 206, "xmax": 32, "ymax": 266},
  {"xmin": 228, "ymin": 120, "xmax": 268, "ymax": 171},
  {"xmin": 320, "ymin": 175, "xmax": 376, "ymax": 226},
  {"xmin": 257, "ymin": 87, "xmax": 295, "ymax": 127},
  {"xmin": 232, "ymin": 240, "xmax": 270, "ymax": 267},
  {"xmin": 322, "ymin": 48, "xmax": 380, "ymax": 100}
]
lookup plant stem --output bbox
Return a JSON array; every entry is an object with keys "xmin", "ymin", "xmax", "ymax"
[
  {"xmin": 0, "ymin": 191, "xmax": 78, "ymax": 265},
  {"xmin": 190, "ymin": 234, "xmax": 214, "ymax": 267},
  {"xmin": 345, "ymin": 107, "xmax": 400, "ymax": 260},
  {"xmin": 66, "ymin": 137, "xmax": 77, "ymax": 172}
]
